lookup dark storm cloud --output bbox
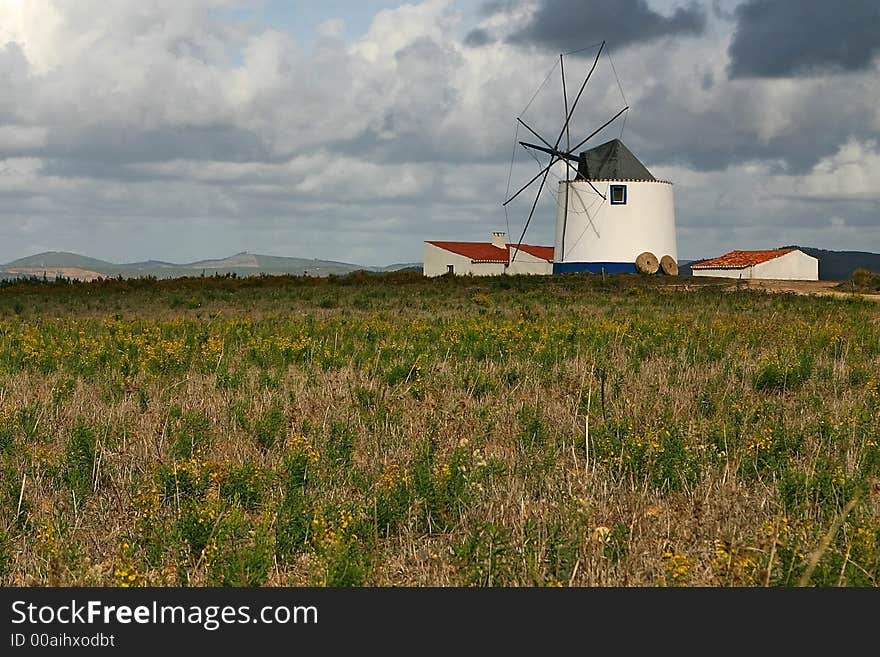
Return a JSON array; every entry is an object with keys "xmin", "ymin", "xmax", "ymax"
[
  {"xmin": 640, "ymin": 113, "xmax": 856, "ymax": 175},
  {"xmin": 479, "ymin": 0, "xmax": 519, "ymax": 16},
  {"xmin": 469, "ymin": 0, "xmax": 706, "ymax": 52},
  {"xmin": 627, "ymin": 77, "xmax": 878, "ymax": 175},
  {"xmin": 36, "ymin": 125, "xmax": 276, "ymax": 178},
  {"xmin": 711, "ymin": 0, "xmax": 736, "ymax": 21},
  {"xmin": 729, "ymin": 0, "xmax": 880, "ymax": 78},
  {"xmin": 464, "ymin": 28, "xmax": 492, "ymax": 47}
]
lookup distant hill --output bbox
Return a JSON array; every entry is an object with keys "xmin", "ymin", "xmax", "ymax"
[
  {"xmin": 681, "ymin": 248, "xmax": 880, "ymax": 281},
  {"xmin": 782, "ymin": 246, "xmax": 880, "ymax": 281},
  {"xmin": 5, "ymin": 252, "xmax": 123, "ymax": 273},
  {"xmin": 0, "ymin": 251, "xmax": 424, "ymax": 281},
  {"xmin": 8, "ymin": 245, "xmax": 873, "ymax": 283},
  {"xmin": 182, "ymin": 252, "xmax": 369, "ymax": 277},
  {"xmin": 373, "ymin": 263, "xmax": 423, "ymax": 273}
]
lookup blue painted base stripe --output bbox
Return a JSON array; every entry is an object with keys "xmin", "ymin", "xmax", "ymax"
[{"xmin": 553, "ymin": 262, "xmax": 637, "ymax": 275}]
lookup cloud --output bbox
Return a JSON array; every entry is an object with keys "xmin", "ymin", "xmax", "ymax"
[
  {"xmin": 0, "ymin": 0, "xmax": 534, "ymax": 263},
  {"xmin": 783, "ymin": 139, "xmax": 880, "ymax": 203},
  {"xmin": 568, "ymin": 31, "xmax": 880, "ymax": 175},
  {"xmin": 728, "ymin": 0, "xmax": 880, "ymax": 78},
  {"xmin": 0, "ymin": 0, "xmax": 878, "ymax": 266},
  {"xmin": 468, "ymin": 0, "xmax": 707, "ymax": 52},
  {"xmin": 464, "ymin": 28, "xmax": 492, "ymax": 47},
  {"xmin": 660, "ymin": 150, "xmax": 880, "ymax": 259}
]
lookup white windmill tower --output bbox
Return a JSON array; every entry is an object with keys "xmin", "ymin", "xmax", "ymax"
[{"xmin": 504, "ymin": 42, "xmax": 678, "ymax": 276}]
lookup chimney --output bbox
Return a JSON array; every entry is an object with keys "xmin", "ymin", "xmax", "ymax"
[{"xmin": 492, "ymin": 231, "xmax": 507, "ymax": 249}]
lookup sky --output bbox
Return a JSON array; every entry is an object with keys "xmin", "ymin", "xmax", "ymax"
[{"xmin": 0, "ymin": 0, "xmax": 878, "ymax": 266}]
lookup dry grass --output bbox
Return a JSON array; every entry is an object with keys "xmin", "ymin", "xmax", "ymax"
[{"xmin": 0, "ymin": 272, "xmax": 878, "ymax": 587}]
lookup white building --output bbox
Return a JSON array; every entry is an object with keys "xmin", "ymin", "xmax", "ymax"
[
  {"xmin": 423, "ymin": 232, "xmax": 553, "ymax": 277},
  {"xmin": 553, "ymin": 139, "xmax": 677, "ymax": 274},
  {"xmin": 690, "ymin": 248, "xmax": 819, "ymax": 281}
]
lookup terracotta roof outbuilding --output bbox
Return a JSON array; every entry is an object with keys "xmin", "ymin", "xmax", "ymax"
[
  {"xmin": 691, "ymin": 249, "xmax": 796, "ymax": 270},
  {"xmin": 427, "ymin": 241, "xmax": 554, "ymax": 263}
]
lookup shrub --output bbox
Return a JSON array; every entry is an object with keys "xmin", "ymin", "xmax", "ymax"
[
  {"xmin": 253, "ymin": 404, "xmax": 285, "ymax": 451},
  {"xmin": 283, "ymin": 436, "xmax": 318, "ymax": 491},
  {"xmin": 604, "ymin": 523, "xmax": 630, "ymax": 564},
  {"xmin": 373, "ymin": 464, "xmax": 412, "ymax": 537},
  {"xmin": 0, "ymin": 529, "xmax": 11, "ymax": 580},
  {"xmin": 171, "ymin": 411, "xmax": 212, "ymax": 460},
  {"xmin": 753, "ymin": 353, "xmax": 813, "ymax": 392},
  {"xmin": 411, "ymin": 441, "xmax": 469, "ymax": 532},
  {"xmin": 590, "ymin": 423, "xmax": 701, "ymax": 493},
  {"xmin": 275, "ymin": 493, "xmax": 313, "ymax": 562},
  {"xmin": 157, "ymin": 459, "xmax": 212, "ymax": 507},
  {"xmin": 215, "ymin": 366, "xmax": 243, "ymax": 390},
  {"xmin": 208, "ymin": 511, "xmax": 274, "ymax": 587},
  {"xmin": 650, "ymin": 429, "xmax": 701, "ymax": 493},
  {"xmin": 848, "ymin": 367, "xmax": 869, "ymax": 386},
  {"xmin": 470, "ymin": 293, "xmax": 493, "ymax": 308},
  {"xmin": 740, "ymin": 425, "xmax": 803, "ymax": 479},
  {"xmin": 852, "ymin": 269, "xmax": 880, "ymax": 292},
  {"xmin": 543, "ymin": 522, "xmax": 579, "ymax": 584},
  {"xmin": 326, "ymin": 421, "xmax": 355, "ymax": 469},
  {"xmin": 309, "ymin": 507, "xmax": 372, "ymax": 586},
  {"xmin": 175, "ymin": 502, "xmax": 220, "ymax": 559},
  {"xmin": 465, "ymin": 372, "xmax": 495, "ymax": 399},
  {"xmin": 321, "ymin": 540, "xmax": 371, "ymax": 587},
  {"xmin": 64, "ymin": 420, "xmax": 98, "ymax": 499},
  {"xmin": 219, "ymin": 463, "xmax": 265, "ymax": 511},
  {"xmin": 778, "ymin": 464, "xmax": 864, "ymax": 518},
  {"xmin": 454, "ymin": 522, "xmax": 512, "ymax": 586},
  {"xmin": 230, "ymin": 400, "xmax": 251, "ymax": 432},
  {"xmin": 517, "ymin": 404, "xmax": 546, "ymax": 450},
  {"xmin": 383, "ymin": 361, "xmax": 415, "ymax": 387},
  {"xmin": 51, "ymin": 378, "xmax": 76, "ymax": 406},
  {"xmin": 275, "ymin": 443, "xmax": 319, "ymax": 562},
  {"xmin": 0, "ymin": 408, "xmax": 15, "ymax": 456}
]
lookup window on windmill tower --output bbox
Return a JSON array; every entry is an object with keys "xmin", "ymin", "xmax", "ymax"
[{"xmin": 610, "ymin": 185, "xmax": 627, "ymax": 205}]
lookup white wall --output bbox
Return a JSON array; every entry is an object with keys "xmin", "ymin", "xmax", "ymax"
[
  {"xmin": 423, "ymin": 243, "xmax": 552, "ymax": 277},
  {"xmin": 692, "ymin": 267, "xmax": 750, "ymax": 279},
  {"xmin": 506, "ymin": 247, "xmax": 553, "ymax": 275},
  {"xmin": 753, "ymin": 250, "xmax": 819, "ymax": 280},
  {"xmin": 423, "ymin": 243, "xmax": 499, "ymax": 277},
  {"xmin": 555, "ymin": 180, "xmax": 677, "ymax": 265},
  {"xmin": 694, "ymin": 250, "xmax": 819, "ymax": 281}
]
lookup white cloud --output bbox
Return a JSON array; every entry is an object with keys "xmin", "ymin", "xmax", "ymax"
[
  {"xmin": 791, "ymin": 139, "xmax": 880, "ymax": 202},
  {"xmin": 0, "ymin": 0, "xmax": 878, "ymax": 266}
]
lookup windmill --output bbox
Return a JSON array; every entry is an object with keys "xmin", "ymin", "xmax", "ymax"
[{"xmin": 504, "ymin": 42, "xmax": 678, "ymax": 276}]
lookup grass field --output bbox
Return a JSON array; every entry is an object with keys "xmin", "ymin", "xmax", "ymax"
[{"xmin": 0, "ymin": 272, "xmax": 878, "ymax": 587}]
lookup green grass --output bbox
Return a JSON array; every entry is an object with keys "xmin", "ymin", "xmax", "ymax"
[{"xmin": 0, "ymin": 272, "xmax": 877, "ymax": 586}]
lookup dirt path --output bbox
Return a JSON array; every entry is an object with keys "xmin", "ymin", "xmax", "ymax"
[{"xmin": 741, "ymin": 279, "xmax": 880, "ymax": 301}]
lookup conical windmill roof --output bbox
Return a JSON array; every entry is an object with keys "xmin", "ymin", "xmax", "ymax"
[{"xmin": 581, "ymin": 139, "xmax": 655, "ymax": 181}]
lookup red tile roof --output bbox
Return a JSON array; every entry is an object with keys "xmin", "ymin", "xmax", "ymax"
[
  {"xmin": 691, "ymin": 249, "xmax": 796, "ymax": 270},
  {"xmin": 511, "ymin": 244, "xmax": 555, "ymax": 262},
  {"xmin": 427, "ymin": 241, "xmax": 554, "ymax": 263},
  {"xmin": 428, "ymin": 241, "xmax": 507, "ymax": 262}
]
